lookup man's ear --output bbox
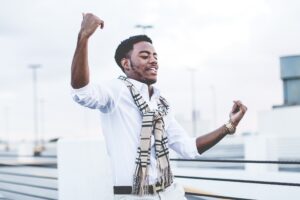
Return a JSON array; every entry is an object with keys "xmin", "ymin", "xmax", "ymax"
[{"xmin": 121, "ymin": 58, "xmax": 131, "ymax": 71}]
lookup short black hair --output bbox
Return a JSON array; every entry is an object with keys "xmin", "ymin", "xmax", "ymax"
[{"xmin": 114, "ymin": 35, "xmax": 152, "ymax": 71}]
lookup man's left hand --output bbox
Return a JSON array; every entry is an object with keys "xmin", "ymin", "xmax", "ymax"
[{"xmin": 229, "ymin": 100, "xmax": 247, "ymax": 127}]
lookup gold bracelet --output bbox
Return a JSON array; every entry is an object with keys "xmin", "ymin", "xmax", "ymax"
[{"xmin": 225, "ymin": 120, "xmax": 236, "ymax": 135}]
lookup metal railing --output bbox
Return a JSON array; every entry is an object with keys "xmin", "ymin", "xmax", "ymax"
[
  {"xmin": 171, "ymin": 158, "xmax": 300, "ymax": 199},
  {"xmin": 185, "ymin": 192, "xmax": 255, "ymax": 200},
  {"xmin": 0, "ymin": 154, "xmax": 58, "ymax": 200},
  {"xmin": 0, "ymin": 155, "xmax": 300, "ymax": 200}
]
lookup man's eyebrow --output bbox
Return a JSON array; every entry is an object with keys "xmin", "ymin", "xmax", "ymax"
[{"xmin": 138, "ymin": 51, "xmax": 157, "ymax": 55}]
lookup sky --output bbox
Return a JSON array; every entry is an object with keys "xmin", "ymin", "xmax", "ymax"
[{"xmin": 0, "ymin": 0, "xmax": 299, "ymax": 141}]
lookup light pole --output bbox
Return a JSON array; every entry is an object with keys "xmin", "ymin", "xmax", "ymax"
[
  {"xmin": 135, "ymin": 24, "xmax": 153, "ymax": 34},
  {"xmin": 187, "ymin": 68, "xmax": 198, "ymax": 137},
  {"xmin": 28, "ymin": 64, "xmax": 43, "ymax": 155},
  {"xmin": 39, "ymin": 98, "xmax": 45, "ymax": 146},
  {"xmin": 3, "ymin": 106, "xmax": 10, "ymax": 151},
  {"xmin": 210, "ymin": 85, "xmax": 217, "ymax": 128}
]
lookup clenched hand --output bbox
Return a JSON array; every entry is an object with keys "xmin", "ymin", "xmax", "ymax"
[
  {"xmin": 229, "ymin": 100, "xmax": 247, "ymax": 127},
  {"xmin": 79, "ymin": 13, "xmax": 104, "ymax": 39}
]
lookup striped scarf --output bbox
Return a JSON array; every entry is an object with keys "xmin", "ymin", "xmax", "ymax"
[{"xmin": 119, "ymin": 76, "xmax": 173, "ymax": 195}]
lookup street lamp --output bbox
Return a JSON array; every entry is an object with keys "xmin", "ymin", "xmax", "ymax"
[
  {"xmin": 28, "ymin": 64, "xmax": 44, "ymax": 155},
  {"xmin": 39, "ymin": 98, "xmax": 45, "ymax": 147},
  {"xmin": 187, "ymin": 68, "xmax": 198, "ymax": 137},
  {"xmin": 210, "ymin": 85, "xmax": 217, "ymax": 128},
  {"xmin": 3, "ymin": 106, "xmax": 10, "ymax": 151},
  {"xmin": 135, "ymin": 24, "xmax": 153, "ymax": 34}
]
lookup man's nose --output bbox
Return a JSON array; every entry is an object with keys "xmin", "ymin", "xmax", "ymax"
[{"xmin": 149, "ymin": 55, "xmax": 157, "ymax": 64}]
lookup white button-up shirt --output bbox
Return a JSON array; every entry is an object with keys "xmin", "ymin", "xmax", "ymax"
[{"xmin": 71, "ymin": 78, "xmax": 199, "ymax": 186}]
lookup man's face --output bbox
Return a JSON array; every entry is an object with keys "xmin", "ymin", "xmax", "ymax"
[{"xmin": 123, "ymin": 41, "xmax": 158, "ymax": 85}]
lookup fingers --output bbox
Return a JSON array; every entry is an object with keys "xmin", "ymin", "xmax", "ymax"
[
  {"xmin": 79, "ymin": 13, "xmax": 103, "ymax": 39},
  {"xmin": 240, "ymin": 104, "xmax": 247, "ymax": 113},
  {"xmin": 231, "ymin": 101, "xmax": 239, "ymax": 113},
  {"xmin": 233, "ymin": 100, "xmax": 247, "ymax": 114},
  {"xmin": 99, "ymin": 20, "xmax": 104, "ymax": 29},
  {"xmin": 80, "ymin": 12, "xmax": 104, "ymax": 36},
  {"xmin": 84, "ymin": 13, "xmax": 104, "ymax": 28}
]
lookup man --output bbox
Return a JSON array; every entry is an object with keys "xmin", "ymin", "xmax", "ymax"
[{"xmin": 71, "ymin": 13, "xmax": 247, "ymax": 200}]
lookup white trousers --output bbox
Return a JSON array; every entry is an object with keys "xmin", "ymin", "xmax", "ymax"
[{"xmin": 114, "ymin": 183, "xmax": 187, "ymax": 200}]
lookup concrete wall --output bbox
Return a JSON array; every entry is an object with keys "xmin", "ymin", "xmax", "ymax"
[
  {"xmin": 250, "ymin": 105, "xmax": 300, "ymax": 172},
  {"xmin": 257, "ymin": 105, "xmax": 300, "ymax": 136},
  {"xmin": 57, "ymin": 137, "xmax": 113, "ymax": 200}
]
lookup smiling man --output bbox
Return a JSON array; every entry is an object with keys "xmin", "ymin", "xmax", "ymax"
[{"xmin": 71, "ymin": 13, "xmax": 247, "ymax": 200}]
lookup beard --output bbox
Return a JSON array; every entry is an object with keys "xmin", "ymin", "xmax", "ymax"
[
  {"xmin": 142, "ymin": 77, "xmax": 157, "ymax": 85},
  {"xmin": 129, "ymin": 60, "xmax": 157, "ymax": 85}
]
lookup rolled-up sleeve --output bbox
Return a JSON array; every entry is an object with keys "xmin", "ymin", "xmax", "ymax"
[
  {"xmin": 166, "ymin": 115, "xmax": 200, "ymax": 159},
  {"xmin": 71, "ymin": 83, "xmax": 115, "ymax": 112}
]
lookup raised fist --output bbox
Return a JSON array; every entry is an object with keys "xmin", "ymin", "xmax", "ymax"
[
  {"xmin": 229, "ymin": 100, "xmax": 247, "ymax": 127},
  {"xmin": 80, "ymin": 13, "xmax": 104, "ymax": 39}
]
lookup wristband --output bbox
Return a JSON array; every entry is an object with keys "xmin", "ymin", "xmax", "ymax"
[{"xmin": 225, "ymin": 120, "xmax": 236, "ymax": 134}]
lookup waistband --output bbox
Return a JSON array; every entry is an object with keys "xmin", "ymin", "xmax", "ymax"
[{"xmin": 113, "ymin": 184, "xmax": 168, "ymax": 195}]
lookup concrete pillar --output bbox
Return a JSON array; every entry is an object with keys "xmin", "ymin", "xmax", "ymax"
[{"xmin": 57, "ymin": 137, "xmax": 113, "ymax": 200}]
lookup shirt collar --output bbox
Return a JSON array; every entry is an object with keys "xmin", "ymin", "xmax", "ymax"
[{"xmin": 127, "ymin": 78, "xmax": 160, "ymax": 99}]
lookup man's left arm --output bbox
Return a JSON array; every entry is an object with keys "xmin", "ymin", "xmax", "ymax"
[{"xmin": 196, "ymin": 100, "xmax": 247, "ymax": 154}]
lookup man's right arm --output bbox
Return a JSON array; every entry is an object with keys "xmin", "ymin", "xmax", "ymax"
[{"xmin": 71, "ymin": 13, "xmax": 104, "ymax": 89}]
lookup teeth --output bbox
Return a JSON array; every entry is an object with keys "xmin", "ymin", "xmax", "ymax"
[{"xmin": 150, "ymin": 68, "xmax": 157, "ymax": 72}]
